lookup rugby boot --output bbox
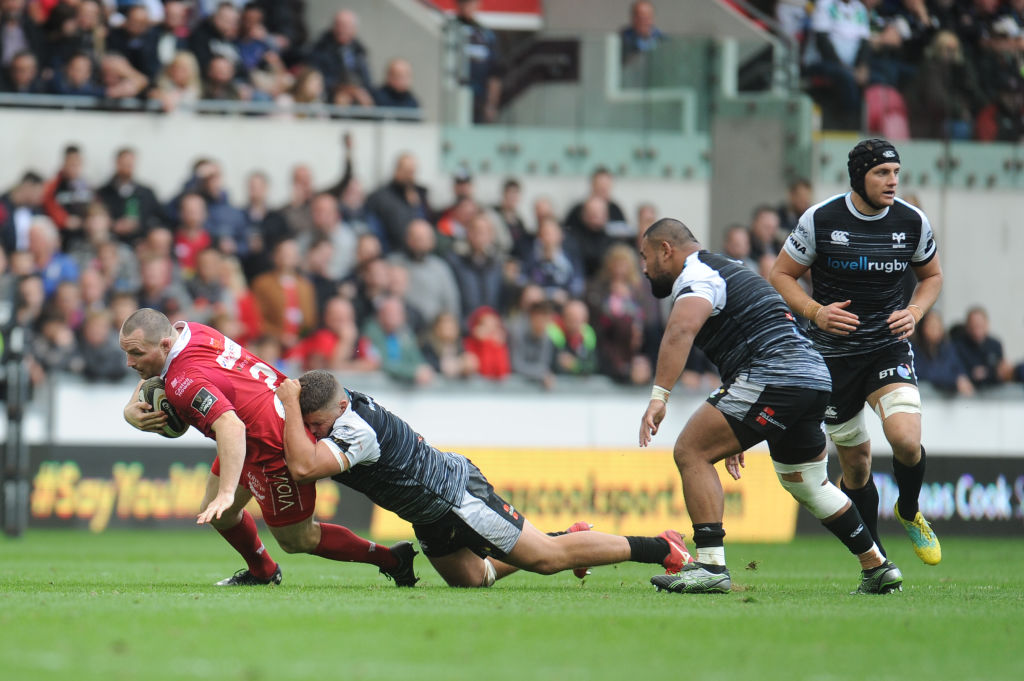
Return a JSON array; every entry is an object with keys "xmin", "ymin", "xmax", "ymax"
[
  {"xmin": 852, "ymin": 560, "xmax": 903, "ymax": 594},
  {"xmin": 381, "ymin": 540, "xmax": 420, "ymax": 587},
  {"xmin": 216, "ymin": 563, "xmax": 282, "ymax": 586},
  {"xmin": 659, "ymin": 529, "xmax": 694, "ymax": 574},
  {"xmin": 895, "ymin": 503, "xmax": 941, "ymax": 565},
  {"xmin": 652, "ymin": 563, "xmax": 731, "ymax": 594}
]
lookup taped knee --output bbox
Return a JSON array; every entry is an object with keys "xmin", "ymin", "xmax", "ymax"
[
  {"xmin": 873, "ymin": 386, "xmax": 921, "ymax": 420},
  {"xmin": 481, "ymin": 558, "xmax": 496, "ymax": 587},
  {"xmin": 825, "ymin": 411, "xmax": 870, "ymax": 447},
  {"xmin": 774, "ymin": 458, "xmax": 848, "ymax": 520}
]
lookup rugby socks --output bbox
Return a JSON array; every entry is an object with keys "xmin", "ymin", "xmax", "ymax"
[
  {"xmin": 692, "ymin": 522, "xmax": 728, "ymax": 572},
  {"xmin": 314, "ymin": 523, "xmax": 398, "ymax": 571},
  {"xmin": 822, "ymin": 505, "xmax": 875, "ymax": 558},
  {"xmin": 217, "ymin": 510, "xmax": 278, "ymax": 581},
  {"xmin": 627, "ymin": 536, "xmax": 670, "ymax": 564},
  {"xmin": 893, "ymin": 444, "xmax": 926, "ymax": 521},
  {"xmin": 841, "ymin": 477, "xmax": 885, "ymax": 558}
]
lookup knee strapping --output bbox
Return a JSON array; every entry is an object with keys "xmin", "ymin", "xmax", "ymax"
[
  {"xmin": 774, "ymin": 458, "xmax": 848, "ymax": 520},
  {"xmin": 825, "ymin": 410, "xmax": 870, "ymax": 447},
  {"xmin": 481, "ymin": 558, "xmax": 496, "ymax": 587},
  {"xmin": 873, "ymin": 386, "xmax": 921, "ymax": 420}
]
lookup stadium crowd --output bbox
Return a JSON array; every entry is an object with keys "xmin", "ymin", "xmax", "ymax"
[
  {"xmin": 768, "ymin": 0, "xmax": 1024, "ymax": 139},
  {"xmin": 1, "ymin": 138, "xmax": 1021, "ymax": 397},
  {"xmin": 0, "ymin": 0, "xmax": 423, "ymax": 112}
]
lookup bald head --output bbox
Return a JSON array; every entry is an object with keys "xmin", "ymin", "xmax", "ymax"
[
  {"xmin": 643, "ymin": 218, "xmax": 698, "ymax": 248},
  {"xmin": 120, "ymin": 307, "xmax": 173, "ymax": 344}
]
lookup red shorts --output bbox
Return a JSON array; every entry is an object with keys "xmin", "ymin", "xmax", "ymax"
[{"xmin": 211, "ymin": 455, "xmax": 317, "ymax": 527}]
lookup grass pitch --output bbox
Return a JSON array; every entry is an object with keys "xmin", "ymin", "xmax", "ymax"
[{"xmin": 1, "ymin": 530, "xmax": 1022, "ymax": 681}]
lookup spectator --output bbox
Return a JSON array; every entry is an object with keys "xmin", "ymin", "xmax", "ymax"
[
  {"xmin": 564, "ymin": 167, "xmax": 630, "ymax": 240},
  {"xmin": 0, "ymin": 1, "xmax": 44, "ymax": 70},
  {"xmin": 298, "ymin": 193, "xmax": 357, "ymax": 281},
  {"xmin": 275, "ymin": 163, "xmax": 315, "ymax": 238},
  {"xmin": 135, "ymin": 252, "xmax": 191, "ymax": 322},
  {"xmin": 1, "ymin": 50, "xmax": 45, "ymax": 93},
  {"xmin": 722, "ymin": 224, "xmax": 758, "ymax": 273},
  {"xmin": 351, "ymin": 256, "xmax": 391, "ymax": 325},
  {"xmin": 77, "ymin": 265, "xmax": 108, "ymax": 313},
  {"xmin": 303, "ymin": 234, "xmax": 340, "ymax": 320},
  {"xmin": 309, "ymin": 9, "xmax": 373, "ymax": 106},
  {"xmin": 201, "ymin": 53, "xmax": 249, "ymax": 101},
  {"xmin": 952, "ymin": 305, "xmax": 1010, "ymax": 389},
  {"xmin": 188, "ymin": 1, "xmax": 242, "ymax": 76},
  {"xmin": 237, "ymin": 2, "xmax": 291, "ymax": 98},
  {"xmin": 364, "ymin": 152, "xmax": 431, "ymax": 252},
  {"xmin": 509, "ymin": 299, "xmax": 557, "ymax": 389},
  {"xmin": 975, "ymin": 71, "xmax": 1024, "ymax": 142},
  {"xmin": 76, "ymin": 308, "xmax": 128, "ymax": 382},
  {"xmin": 912, "ymin": 310, "xmax": 973, "ymax": 396},
  {"xmin": 152, "ymin": 0, "xmax": 191, "ymax": 66},
  {"xmin": 620, "ymin": 0, "xmax": 663, "ymax": 59},
  {"xmin": 361, "ymin": 294, "xmax": 433, "ymax": 385},
  {"xmin": 99, "ymin": 51, "xmax": 150, "ymax": 100},
  {"xmin": 420, "ymin": 310, "xmax": 477, "ymax": 379},
  {"xmin": 14, "ymin": 271, "xmax": 44, "ymax": 328},
  {"xmin": 172, "ymin": 192, "xmax": 211, "ymax": 275},
  {"xmin": 285, "ymin": 295, "xmax": 379, "ymax": 373},
  {"xmin": 747, "ymin": 203, "xmax": 784, "ymax": 265},
  {"xmin": 28, "ymin": 215, "xmax": 78, "ymax": 297},
  {"xmin": 48, "ymin": 278, "xmax": 83, "ymax": 331},
  {"xmin": 1, "ymin": 171, "xmax": 44, "ymax": 253},
  {"xmin": 41, "ymin": 146, "xmax": 96, "ymax": 243},
  {"xmin": 777, "ymin": 177, "xmax": 812, "ymax": 234},
  {"xmin": 588, "ymin": 243, "xmax": 650, "ymax": 385},
  {"xmin": 450, "ymin": 0, "xmax": 504, "ymax": 123},
  {"xmin": 571, "ymin": 196, "xmax": 614, "ymax": 279},
  {"xmin": 373, "ymin": 57, "xmax": 419, "ymax": 109},
  {"xmin": 463, "ymin": 305, "xmax": 510, "ymax": 380},
  {"xmin": 436, "ymin": 195, "xmax": 478, "ymax": 254},
  {"xmin": 106, "ymin": 4, "xmax": 160, "ymax": 81},
  {"xmin": 636, "ymin": 202, "xmax": 658, "ymax": 234},
  {"xmin": 488, "ymin": 177, "xmax": 531, "ymax": 262},
  {"xmin": 68, "ymin": 201, "xmax": 137, "ymax": 279},
  {"xmin": 186, "ymin": 247, "xmax": 232, "ymax": 322},
  {"xmin": 96, "ymin": 147, "xmax": 165, "ymax": 244},
  {"xmin": 194, "ymin": 160, "xmax": 248, "ymax": 256},
  {"xmin": 550, "ymin": 298, "xmax": 597, "ymax": 376},
  {"xmin": 46, "ymin": 0, "xmax": 106, "ymax": 72},
  {"xmin": 49, "ymin": 51, "xmax": 104, "ymax": 97},
  {"xmin": 802, "ymin": 0, "xmax": 871, "ymax": 130},
  {"xmin": 906, "ymin": 30, "xmax": 985, "ymax": 140},
  {"xmin": 447, "ymin": 212, "xmax": 505, "ymax": 325},
  {"xmin": 285, "ymin": 65, "xmax": 327, "ymax": 115},
  {"xmin": 149, "ymin": 49, "xmax": 201, "ymax": 111},
  {"xmin": 31, "ymin": 312, "xmax": 79, "ymax": 376},
  {"xmin": 521, "ymin": 215, "xmax": 584, "ymax": 305},
  {"xmin": 249, "ymin": 237, "xmax": 316, "ymax": 348},
  {"xmin": 387, "ymin": 218, "xmax": 461, "ymax": 334}
]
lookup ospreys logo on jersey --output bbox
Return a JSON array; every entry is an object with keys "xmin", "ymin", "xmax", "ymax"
[
  {"xmin": 892, "ymin": 232, "xmax": 907, "ymax": 248},
  {"xmin": 830, "ymin": 230, "xmax": 850, "ymax": 245}
]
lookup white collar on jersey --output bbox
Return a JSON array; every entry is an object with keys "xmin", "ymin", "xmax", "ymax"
[
  {"xmin": 845, "ymin": 192, "xmax": 890, "ymax": 221},
  {"xmin": 160, "ymin": 321, "xmax": 192, "ymax": 379}
]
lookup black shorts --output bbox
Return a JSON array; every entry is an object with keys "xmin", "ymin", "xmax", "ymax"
[
  {"xmin": 708, "ymin": 379, "xmax": 829, "ymax": 465},
  {"xmin": 412, "ymin": 462, "xmax": 525, "ymax": 560},
  {"xmin": 824, "ymin": 343, "xmax": 917, "ymax": 424}
]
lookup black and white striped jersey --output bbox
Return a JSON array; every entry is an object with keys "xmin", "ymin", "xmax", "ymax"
[
  {"xmin": 783, "ymin": 193, "xmax": 937, "ymax": 357},
  {"xmin": 325, "ymin": 390, "xmax": 470, "ymax": 525},
  {"xmin": 672, "ymin": 251, "xmax": 832, "ymax": 391}
]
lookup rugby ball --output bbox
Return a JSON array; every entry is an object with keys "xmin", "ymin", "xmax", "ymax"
[{"xmin": 138, "ymin": 376, "xmax": 189, "ymax": 438}]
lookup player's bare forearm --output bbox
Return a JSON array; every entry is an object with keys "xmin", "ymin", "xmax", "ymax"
[
  {"xmin": 210, "ymin": 413, "xmax": 245, "ymax": 499},
  {"xmin": 280, "ymin": 398, "xmax": 319, "ymax": 481},
  {"xmin": 908, "ymin": 261, "xmax": 943, "ymax": 315},
  {"xmin": 653, "ymin": 326, "xmax": 695, "ymax": 393},
  {"xmin": 769, "ymin": 253, "xmax": 813, "ymax": 314}
]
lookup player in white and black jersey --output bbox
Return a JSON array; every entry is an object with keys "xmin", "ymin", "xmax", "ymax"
[
  {"xmin": 274, "ymin": 372, "xmax": 695, "ymax": 588},
  {"xmin": 638, "ymin": 218, "xmax": 902, "ymax": 596},
  {"xmin": 770, "ymin": 139, "xmax": 943, "ymax": 567}
]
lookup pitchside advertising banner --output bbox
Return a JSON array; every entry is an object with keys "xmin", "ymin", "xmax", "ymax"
[{"xmin": 26, "ymin": 446, "xmax": 1024, "ymax": 537}]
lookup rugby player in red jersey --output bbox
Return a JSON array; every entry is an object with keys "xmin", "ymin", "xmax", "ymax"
[{"xmin": 120, "ymin": 308, "xmax": 417, "ymax": 586}]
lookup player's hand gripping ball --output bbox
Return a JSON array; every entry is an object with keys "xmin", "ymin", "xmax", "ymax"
[{"xmin": 138, "ymin": 376, "xmax": 189, "ymax": 438}]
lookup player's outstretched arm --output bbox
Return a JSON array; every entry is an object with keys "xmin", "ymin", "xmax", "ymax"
[
  {"xmin": 198, "ymin": 411, "xmax": 246, "ymax": 524},
  {"xmin": 123, "ymin": 379, "xmax": 168, "ymax": 433},
  {"xmin": 277, "ymin": 379, "xmax": 349, "ymax": 483},
  {"xmin": 639, "ymin": 296, "xmax": 712, "ymax": 447}
]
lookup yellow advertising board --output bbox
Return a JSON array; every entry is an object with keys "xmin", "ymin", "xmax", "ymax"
[{"xmin": 370, "ymin": 447, "xmax": 799, "ymax": 542}]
